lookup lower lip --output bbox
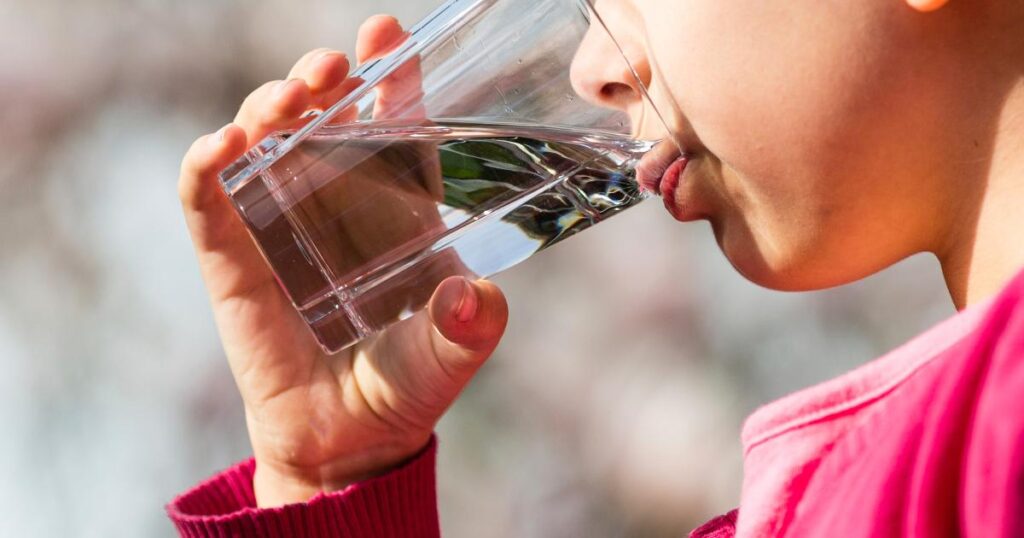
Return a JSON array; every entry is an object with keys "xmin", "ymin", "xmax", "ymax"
[{"xmin": 658, "ymin": 157, "xmax": 689, "ymax": 220}]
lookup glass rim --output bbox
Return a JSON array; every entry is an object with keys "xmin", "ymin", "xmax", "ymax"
[{"xmin": 221, "ymin": 0, "xmax": 679, "ymax": 193}]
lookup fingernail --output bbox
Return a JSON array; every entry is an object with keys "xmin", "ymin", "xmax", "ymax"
[
  {"xmin": 216, "ymin": 124, "xmax": 231, "ymax": 141},
  {"xmin": 316, "ymin": 49, "xmax": 340, "ymax": 62},
  {"xmin": 273, "ymin": 79, "xmax": 293, "ymax": 98},
  {"xmin": 455, "ymin": 279, "xmax": 478, "ymax": 323},
  {"xmin": 209, "ymin": 124, "xmax": 230, "ymax": 147}
]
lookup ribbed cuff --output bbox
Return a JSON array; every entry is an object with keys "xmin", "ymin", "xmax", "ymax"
[
  {"xmin": 689, "ymin": 509, "xmax": 738, "ymax": 538},
  {"xmin": 166, "ymin": 436, "xmax": 440, "ymax": 538}
]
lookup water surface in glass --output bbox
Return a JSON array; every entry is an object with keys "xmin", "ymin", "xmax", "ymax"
[{"xmin": 227, "ymin": 120, "xmax": 653, "ymax": 351}]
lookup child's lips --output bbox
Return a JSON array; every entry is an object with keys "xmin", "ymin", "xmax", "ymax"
[
  {"xmin": 636, "ymin": 142, "xmax": 680, "ymax": 195},
  {"xmin": 636, "ymin": 144, "xmax": 698, "ymax": 221},
  {"xmin": 659, "ymin": 157, "xmax": 689, "ymax": 220}
]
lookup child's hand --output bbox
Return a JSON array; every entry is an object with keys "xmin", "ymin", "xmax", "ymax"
[{"xmin": 177, "ymin": 15, "xmax": 509, "ymax": 508}]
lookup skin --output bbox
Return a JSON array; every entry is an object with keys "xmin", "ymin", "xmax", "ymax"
[
  {"xmin": 180, "ymin": 17, "xmax": 508, "ymax": 507},
  {"xmin": 179, "ymin": 0, "xmax": 1024, "ymax": 506},
  {"xmin": 578, "ymin": 0, "xmax": 1024, "ymax": 304}
]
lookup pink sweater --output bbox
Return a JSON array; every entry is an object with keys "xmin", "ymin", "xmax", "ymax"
[{"xmin": 167, "ymin": 268, "xmax": 1024, "ymax": 537}]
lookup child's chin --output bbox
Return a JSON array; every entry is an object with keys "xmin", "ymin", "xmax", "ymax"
[{"xmin": 718, "ymin": 236, "xmax": 857, "ymax": 292}]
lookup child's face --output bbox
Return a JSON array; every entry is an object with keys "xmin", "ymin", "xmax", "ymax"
[{"xmin": 576, "ymin": 0, "xmax": 975, "ymax": 291}]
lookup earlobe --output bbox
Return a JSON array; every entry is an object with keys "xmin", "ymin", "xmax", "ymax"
[{"xmin": 906, "ymin": 0, "xmax": 950, "ymax": 12}]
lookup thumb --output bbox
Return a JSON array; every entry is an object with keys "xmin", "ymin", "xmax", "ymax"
[{"xmin": 427, "ymin": 276, "xmax": 509, "ymax": 375}]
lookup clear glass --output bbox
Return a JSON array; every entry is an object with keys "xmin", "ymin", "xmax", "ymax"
[{"xmin": 220, "ymin": 0, "xmax": 678, "ymax": 353}]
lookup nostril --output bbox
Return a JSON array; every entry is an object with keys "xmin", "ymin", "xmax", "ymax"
[{"xmin": 600, "ymin": 82, "xmax": 639, "ymax": 105}]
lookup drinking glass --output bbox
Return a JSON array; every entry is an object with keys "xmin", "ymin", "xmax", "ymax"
[{"xmin": 220, "ymin": 0, "xmax": 679, "ymax": 353}]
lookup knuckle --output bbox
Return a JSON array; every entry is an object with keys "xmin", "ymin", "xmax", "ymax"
[
  {"xmin": 236, "ymin": 81, "xmax": 283, "ymax": 125},
  {"xmin": 291, "ymin": 48, "xmax": 331, "ymax": 74},
  {"xmin": 303, "ymin": 47, "xmax": 332, "ymax": 60},
  {"xmin": 366, "ymin": 13, "xmax": 399, "ymax": 26},
  {"xmin": 177, "ymin": 170, "xmax": 196, "ymax": 207},
  {"xmin": 180, "ymin": 137, "xmax": 205, "ymax": 172},
  {"xmin": 242, "ymin": 80, "xmax": 281, "ymax": 108},
  {"xmin": 177, "ymin": 175, "xmax": 193, "ymax": 206},
  {"xmin": 177, "ymin": 137, "xmax": 208, "ymax": 205}
]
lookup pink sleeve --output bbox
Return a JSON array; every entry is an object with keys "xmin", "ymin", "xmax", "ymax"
[
  {"xmin": 165, "ymin": 436, "xmax": 440, "ymax": 537},
  {"xmin": 688, "ymin": 509, "xmax": 738, "ymax": 538}
]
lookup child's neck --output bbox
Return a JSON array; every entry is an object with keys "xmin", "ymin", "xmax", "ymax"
[{"xmin": 940, "ymin": 80, "xmax": 1024, "ymax": 310}]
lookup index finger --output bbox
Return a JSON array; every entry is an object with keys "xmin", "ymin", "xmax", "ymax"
[{"xmin": 356, "ymin": 15, "xmax": 426, "ymax": 120}]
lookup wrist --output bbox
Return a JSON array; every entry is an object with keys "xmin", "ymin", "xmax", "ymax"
[
  {"xmin": 251, "ymin": 435, "xmax": 433, "ymax": 508},
  {"xmin": 252, "ymin": 463, "xmax": 325, "ymax": 508}
]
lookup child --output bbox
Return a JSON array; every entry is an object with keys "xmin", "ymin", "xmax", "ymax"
[{"xmin": 168, "ymin": 1, "xmax": 1024, "ymax": 536}]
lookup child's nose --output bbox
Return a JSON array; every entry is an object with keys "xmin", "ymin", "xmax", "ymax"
[{"xmin": 569, "ymin": 24, "xmax": 652, "ymax": 114}]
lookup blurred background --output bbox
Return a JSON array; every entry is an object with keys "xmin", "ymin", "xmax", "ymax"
[{"xmin": 0, "ymin": 0, "xmax": 955, "ymax": 536}]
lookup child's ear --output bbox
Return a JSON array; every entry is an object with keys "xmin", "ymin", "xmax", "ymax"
[{"xmin": 906, "ymin": 0, "xmax": 950, "ymax": 12}]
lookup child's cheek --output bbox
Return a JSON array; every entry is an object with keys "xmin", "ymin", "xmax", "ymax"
[{"xmin": 642, "ymin": 5, "xmax": 880, "ymax": 194}]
